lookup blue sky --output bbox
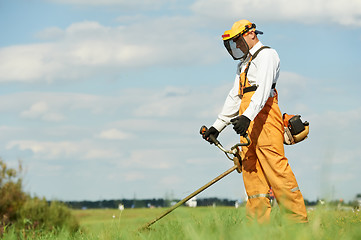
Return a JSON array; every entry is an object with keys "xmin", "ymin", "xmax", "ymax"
[{"xmin": 1, "ymin": 0, "xmax": 361, "ymax": 202}]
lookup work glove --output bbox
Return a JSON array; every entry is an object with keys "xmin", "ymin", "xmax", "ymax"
[
  {"xmin": 231, "ymin": 115, "xmax": 250, "ymax": 136},
  {"xmin": 202, "ymin": 126, "xmax": 219, "ymax": 144}
]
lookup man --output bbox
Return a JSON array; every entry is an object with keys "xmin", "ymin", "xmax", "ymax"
[{"xmin": 202, "ymin": 20, "xmax": 308, "ymax": 223}]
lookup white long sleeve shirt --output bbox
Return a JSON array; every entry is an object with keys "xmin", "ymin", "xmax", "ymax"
[{"xmin": 213, "ymin": 41, "xmax": 280, "ymax": 132}]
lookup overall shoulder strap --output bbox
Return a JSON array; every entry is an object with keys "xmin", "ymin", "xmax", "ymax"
[
  {"xmin": 240, "ymin": 46, "xmax": 272, "ymax": 97},
  {"xmin": 244, "ymin": 46, "xmax": 270, "ymax": 76},
  {"xmin": 252, "ymin": 46, "xmax": 270, "ymax": 59}
]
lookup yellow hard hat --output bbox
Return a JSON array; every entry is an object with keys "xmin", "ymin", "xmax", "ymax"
[{"xmin": 222, "ymin": 19, "xmax": 262, "ymax": 41}]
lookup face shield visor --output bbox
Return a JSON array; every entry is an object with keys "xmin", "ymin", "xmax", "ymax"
[{"xmin": 223, "ymin": 34, "xmax": 249, "ymax": 60}]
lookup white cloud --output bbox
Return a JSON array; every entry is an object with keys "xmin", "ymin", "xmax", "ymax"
[
  {"xmin": 276, "ymin": 71, "xmax": 311, "ymax": 112},
  {"xmin": 98, "ymin": 128, "xmax": 133, "ymax": 140},
  {"xmin": 83, "ymin": 148, "xmax": 123, "ymax": 160},
  {"xmin": 46, "ymin": 0, "xmax": 361, "ymax": 27},
  {"xmin": 5, "ymin": 139, "xmax": 123, "ymax": 161},
  {"xmin": 126, "ymin": 149, "xmax": 179, "ymax": 170},
  {"xmin": 311, "ymin": 107, "xmax": 361, "ymax": 132},
  {"xmin": 35, "ymin": 27, "xmax": 65, "ymax": 40},
  {"xmin": 46, "ymin": 0, "xmax": 169, "ymax": 8},
  {"xmin": 191, "ymin": 0, "xmax": 361, "ymax": 27},
  {"xmin": 0, "ymin": 92, "xmax": 127, "ymax": 121},
  {"xmin": 21, "ymin": 102, "xmax": 48, "ymax": 117},
  {"xmin": 20, "ymin": 101, "xmax": 65, "ymax": 122},
  {"xmin": 186, "ymin": 157, "xmax": 211, "ymax": 165},
  {"xmin": 0, "ymin": 17, "xmax": 220, "ymax": 83},
  {"xmin": 3, "ymin": 1, "xmax": 359, "ymax": 84},
  {"xmin": 6, "ymin": 140, "xmax": 80, "ymax": 159},
  {"xmin": 0, "ymin": 43, "xmax": 62, "ymax": 82},
  {"xmin": 132, "ymin": 86, "xmax": 226, "ymax": 118}
]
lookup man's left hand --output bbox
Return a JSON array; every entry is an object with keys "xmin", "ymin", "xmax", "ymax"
[{"xmin": 231, "ymin": 115, "xmax": 251, "ymax": 136}]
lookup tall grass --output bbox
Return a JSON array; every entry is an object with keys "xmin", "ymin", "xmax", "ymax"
[
  {"xmin": 134, "ymin": 206, "xmax": 361, "ymax": 240},
  {"xmin": 2, "ymin": 206, "xmax": 361, "ymax": 239},
  {"xmin": 78, "ymin": 206, "xmax": 361, "ymax": 240}
]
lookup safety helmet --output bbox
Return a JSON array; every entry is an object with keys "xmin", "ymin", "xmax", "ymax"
[{"xmin": 222, "ymin": 19, "xmax": 263, "ymax": 60}]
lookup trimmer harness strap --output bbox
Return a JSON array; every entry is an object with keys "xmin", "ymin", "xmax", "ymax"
[{"xmin": 241, "ymin": 46, "xmax": 276, "ymax": 95}]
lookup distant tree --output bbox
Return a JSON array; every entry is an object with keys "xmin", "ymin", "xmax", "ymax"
[
  {"xmin": 0, "ymin": 159, "xmax": 28, "ymax": 230},
  {"xmin": 0, "ymin": 158, "xmax": 79, "ymax": 236}
]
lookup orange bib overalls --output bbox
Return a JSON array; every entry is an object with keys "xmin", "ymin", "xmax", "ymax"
[{"xmin": 239, "ymin": 47, "xmax": 308, "ymax": 223}]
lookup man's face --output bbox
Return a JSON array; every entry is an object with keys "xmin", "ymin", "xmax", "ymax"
[{"xmin": 234, "ymin": 31, "xmax": 254, "ymax": 54}]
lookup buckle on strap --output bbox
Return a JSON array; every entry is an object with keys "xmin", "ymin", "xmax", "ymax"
[
  {"xmin": 242, "ymin": 85, "xmax": 258, "ymax": 95},
  {"xmin": 240, "ymin": 83, "xmax": 277, "ymax": 96},
  {"xmin": 248, "ymin": 193, "xmax": 270, "ymax": 199}
]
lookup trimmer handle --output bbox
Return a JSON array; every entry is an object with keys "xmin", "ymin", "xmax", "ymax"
[
  {"xmin": 200, "ymin": 125, "xmax": 220, "ymax": 145},
  {"xmin": 200, "ymin": 124, "xmax": 251, "ymax": 156}
]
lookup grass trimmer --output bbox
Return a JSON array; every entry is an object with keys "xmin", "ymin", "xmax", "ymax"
[{"xmin": 139, "ymin": 126, "xmax": 250, "ymax": 231}]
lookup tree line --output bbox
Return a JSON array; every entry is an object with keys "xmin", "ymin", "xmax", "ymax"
[
  {"xmin": 64, "ymin": 198, "xmax": 322, "ymax": 209},
  {"xmin": 65, "ymin": 198, "xmax": 240, "ymax": 209}
]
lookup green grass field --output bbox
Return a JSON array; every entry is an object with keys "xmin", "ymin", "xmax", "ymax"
[
  {"xmin": 3, "ymin": 206, "xmax": 361, "ymax": 239},
  {"xmin": 72, "ymin": 206, "xmax": 361, "ymax": 240}
]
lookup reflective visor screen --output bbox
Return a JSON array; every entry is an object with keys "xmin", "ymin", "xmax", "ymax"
[{"xmin": 224, "ymin": 39, "xmax": 245, "ymax": 60}]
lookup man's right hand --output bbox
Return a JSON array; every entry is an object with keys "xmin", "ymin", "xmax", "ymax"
[{"xmin": 202, "ymin": 126, "xmax": 220, "ymax": 144}]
